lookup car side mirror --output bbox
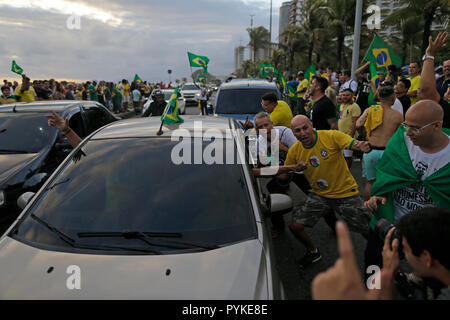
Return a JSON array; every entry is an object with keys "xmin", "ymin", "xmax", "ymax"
[
  {"xmin": 23, "ymin": 173, "xmax": 48, "ymax": 188},
  {"xmin": 268, "ymin": 193, "xmax": 293, "ymax": 216},
  {"xmin": 17, "ymin": 192, "xmax": 36, "ymax": 210}
]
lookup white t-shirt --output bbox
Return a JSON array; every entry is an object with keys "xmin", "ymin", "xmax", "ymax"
[
  {"xmin": 392, "ymin": 98, "xmax": 404, "ymax": 115},
  {"xmin": 257, "ymin": 126, "xmax": 301, "ymax": 171},
  {"xmin": 393, "ymin": 133, "xmax": 450, "ymax": 221},
  {"xmin": 339, "ymin": 79, "xmax": 358, "ymax": 93}
]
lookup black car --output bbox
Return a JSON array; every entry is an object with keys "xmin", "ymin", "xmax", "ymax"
[{"xmin": 0, "ymin": 100, "xmax": 120, "ymax": 227}]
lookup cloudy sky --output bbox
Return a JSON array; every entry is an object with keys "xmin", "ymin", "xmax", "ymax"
[{"xmin": 0, "ymin": 0, "xmax": 285, "ymax": 83}]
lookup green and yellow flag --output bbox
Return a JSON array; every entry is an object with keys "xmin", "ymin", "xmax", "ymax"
[
  {"xmin": 363, "ymin": 35, "xmax": 401, "ymax": 70},
  {"xmin": 259, "ymin": 63, "xmax": 275, "ymax": 78},
  {"xmin": 134, "ymin": 74, "xmax": 142, "ymax": 82},
  {"xmin": 196, "ymin": 73, "xmax": 206, "ymax": 83},
  {"xmin": 11, "ymin": 60, "xmax": 23, "ymax": 75},
  {"xmin": 367, "ymin": 62, "xmax": 381, "ymax": 107},
  {"xmin": 274, "ymin": 69, "xmax": 286, "ymax": 92},
  {"xmin": 287, "ymin": 84, "xmax": 299, "ymax": 101},
  {"xmin": 305, "ymin": 63, "xmax": 316, "ymax": 83},
  {"xmin": 161, "ymin": 86, "xmax": 183, "ymax": 124},
  {"xmin": 187, "ymin": 52, "xmax": 209, "ymax": 73}
]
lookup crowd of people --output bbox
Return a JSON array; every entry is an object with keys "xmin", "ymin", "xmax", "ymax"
[
  {"xmin": 15, "ymin": 30, "xmax": 450, "ymax": 300},
  {"xmin": 243, "ymin": 32, "xmax": 449, "ymax": 300},
  {"xmin": 0, "ymin": 75, "xmax": 176, "ymax": 115}
]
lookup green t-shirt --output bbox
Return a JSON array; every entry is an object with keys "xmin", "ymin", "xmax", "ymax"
[{"xmin": 89, "ymin": 85, "xmax": 98, "ymax": 101}]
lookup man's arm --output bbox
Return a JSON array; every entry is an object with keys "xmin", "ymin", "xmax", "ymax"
[
  {"xmin": 252, "ymin": 161, "xmax": 307, "ymax": 177},
  {"xmin": 356, "ymin": 108, "xmax": 369, "ymax": 129},
  {"xmin": 420, "ymin": 31, "xmax": 448, "ymax": 102},
  {"xmin": 350, "ymin": 116, "xmax": 359, "ymax": 138},
  {"xmin": 46, "ymin": 110, "xmax": 82, "ymax": 148},
  {"xmin": 350, "ymin": 140, "xmax": 371, "ymax": 153},
  {"xmin": 327, "ymin": 118, "xmax": 338, "ymax": 130},
  {"xmin": 355, "ymin": 61, "xmax": 371, "ymax": 79}
]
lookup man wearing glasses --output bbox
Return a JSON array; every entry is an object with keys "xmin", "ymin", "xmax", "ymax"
[{"xmin": 363, "ymin": 100, "xmax": 450, "ymax": 277}]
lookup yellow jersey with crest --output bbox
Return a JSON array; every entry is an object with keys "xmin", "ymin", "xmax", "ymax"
[{"xmin": 285, "ymin": 130, "xmax": 359, "ymax": 198}]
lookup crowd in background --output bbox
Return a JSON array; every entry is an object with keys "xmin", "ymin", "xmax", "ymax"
[{"xmin": 0, "ymin": 76, "xmax": 176, "ymax": 114}]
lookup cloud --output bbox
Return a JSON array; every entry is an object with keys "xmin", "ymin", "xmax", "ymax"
[{"xmin": 0, "ymin": 0, "xmax": 280, "ymax": 82}]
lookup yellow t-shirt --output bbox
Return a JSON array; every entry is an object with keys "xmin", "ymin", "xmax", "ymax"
[
  {"xmin": 123, "ymin": 83, "xmax": 130, "ymax": 97},
  {"xmin": 284, "ymin": 130, "xmax": 359, "ymax": 198},
  {"xmin": 296, "ymin": 79, "xmax": 309, "ymax": 98},
  {"xmin": 338, "ymin": 103, "xmax": 361, "ymax": 136},
  {"xmin": 14, "ymin": 86, "xmax": 36, "ymax": 102},
  {"xmin": 270, "ymin": 100, "xmax": 293, "ymax": 128},
  {"xmin": 407, "ymin": 75, "xmax": 421, "ymax": 105}
]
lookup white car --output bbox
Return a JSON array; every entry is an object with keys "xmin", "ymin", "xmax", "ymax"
[
  {"xmin": 0, "ymin": 116, "xmax": 290, "ymax": 299},
  {"xmin": 180, "ymin": 82, "xmax": 201, "ymax": 107},
  {"xmin": 142, "ymin": 89, "xmax": 185, "ymax": 116}
]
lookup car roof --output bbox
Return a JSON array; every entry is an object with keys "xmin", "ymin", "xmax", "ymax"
[
  {"xmin": 219, "ymin": 79, "xmax": 278, "ymax": 90},
  {"xmin": 91, "ymin": 116, "xmax": 238, "ymax": 140},
  {"xmin": 0, "ymin": 100, "xmax": 83, "ymax": 113}
]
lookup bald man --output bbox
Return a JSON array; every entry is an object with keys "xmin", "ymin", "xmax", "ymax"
[
  {"xmin": 273, "ymin": 115, "xmax": 373, "ymax": 268},
  {"xmin": 363, "ymin": 100, "xmax": 450, "ymax": 276}
]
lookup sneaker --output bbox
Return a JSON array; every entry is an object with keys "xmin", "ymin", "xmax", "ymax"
[{"xmin": 298, "ymin": 249, "xmax": 322, "ymax": 268}]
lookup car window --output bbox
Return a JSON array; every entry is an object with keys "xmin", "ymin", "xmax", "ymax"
[
  {"xmin": 182, "ymin": 84, "xmax": 198, "ymax": 90},
  {"xmin": 215, "ymin": 88, "xmax": 278, "ymax": 114},
  {"xmin": 82, "ymin": 105, "xmax": 114, "ymax": 133},
  {"xmin": 0, "ymin": 113, "xmax": 55, "ymax": 153},
  {"xmin": 68, "ymin": 112, "xmax": 85, "ymax": 137},
  {"xmin": 13, "ymin": 138, "xmax": 257, "ymax": 253}
]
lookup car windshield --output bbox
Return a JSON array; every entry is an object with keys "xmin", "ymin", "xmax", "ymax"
[
  {"xmin": 13, "ymin": 138, "xmax": 257, "ymax": 254},
  {"xmin": 215, "ymin": 88, "xmax": 278, "ymax": 114},
  {"xmin": 163, "ymin": 91, "xmax": 173, "ymax": 100},
  {"xmin": 0, "ymin": 113, "xmax": 55, "ymax": 153},
  {"xmin": 182, "ymin": 84, "xmax": 198, "ymax": 91}
]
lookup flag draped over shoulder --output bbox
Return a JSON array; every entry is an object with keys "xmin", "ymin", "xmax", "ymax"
[
  {"xmin": 187, "ymin": 52, "xmax": 209, "ymax": 73},
  {"xmin": 305, "ymin": 63, "xmax": 316, "ymax": 83},
  {"xmin": 369, "ymin": 126, "xmax": 450, "ymax": 229},
  {"xmin": 161, "ymin": 86, "xmax": 183, "ymax": 124},
  {"xmin": 363, "ymin": 34, "xmax": 401, "ymax": 70},
  {"xmin": 11, "ymin": 60, "xmax": 23, "ymax": 75}
]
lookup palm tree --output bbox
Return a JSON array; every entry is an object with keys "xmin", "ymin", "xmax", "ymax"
[
  {"xmin": 383, "ymin": 0, "xmax": 449, "ymax": 55},
  {"xmin": 281, "ymin": 25, "xmax": 309, "ymax": 73},
  {"xmin": 247, "ymin": 26, "xmax": 270, "ymax": 63}
]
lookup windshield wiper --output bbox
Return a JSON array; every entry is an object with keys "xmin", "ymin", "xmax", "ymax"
[
  {"xmin": 29, "ymin": 215, "xmax": 160, "ymax": 254},
  {"xmin": 0, "ymin": 149, "xmax": 29, "ymax": 154},
  {"xmin": 78, "ymin": 231, "xmax": 219, "ymax": 250}
]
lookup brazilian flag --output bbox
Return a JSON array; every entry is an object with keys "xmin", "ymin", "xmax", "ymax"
[
  {"xmin": 274, "ymin": 69, "xmax": 286, "ymax": 92},
  {"xmin": 305, "ymin": 63, "xmax": 316, "ymax": 83},
  {"xmin": 287, "ymin": 84, "xmax": 299, "ymax": 101},
  {"xmin": 259, "ymin": 63, "xmax": 275, "ymax": 78},
  {"xmin": 134, "ymin": 74, "xmax": 142, "ymax": 82},
  {"xmin": 363, "ymin": 35, "xmax": 401, "ymax": 70},
  {"xmin": 368, "ymin": 62, "xmax": 381, "ymax": 107},
  {"xmin": 188, "ymin": 52, "xmax": 209, "ymax": 73},
  {"xmin": 196, "ymin": 73, "xmax": 206, "ymax": 83},
  {"xmin": 161, "ymin": 86, "xmax": 183, "ymax": 124},
  {"xmin": 11, "ymin": 60, "xmax": 23, "ymax": 75}
]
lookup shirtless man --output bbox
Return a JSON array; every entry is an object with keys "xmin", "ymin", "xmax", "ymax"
[{"xmin": 356, "ymin": 86, "xmax": 403, "ymax": 199}]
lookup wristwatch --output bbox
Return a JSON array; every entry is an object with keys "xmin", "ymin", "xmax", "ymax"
[{"xmin": 422, "ymin": 54, "xmax": 434, "ymax": 61}]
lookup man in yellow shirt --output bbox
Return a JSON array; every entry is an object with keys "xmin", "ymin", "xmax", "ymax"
[
  {"xmin": 338, "ymin": 89, "xmax": 361, "ymax": 168},
  {"xmin": 296, "ymin": 72, "xmax": 309, "ymax": 115},
  {"xmin": 14, "ymin": 75, "xmax": 36, "ymax": 102},
  {"xmin": 269, "ymin": 115, "xmax": 372, "ymax": 268},
  {"xmin": 407, "ymin": 61, "xmax": 421, "ymax": 105},
  {"xmin": 261, "ymin": 92, "xmax": 293, "ymax": 128}
]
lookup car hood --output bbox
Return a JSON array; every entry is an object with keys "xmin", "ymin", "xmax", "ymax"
[
  {"xmin": 0, "ymin": 237, "xmax": 268, "ymax": 299},
  {"xmin": 0, "ymin": 153, "xmax": 40, "ymax": 184},
  {"xmin": 181, "ymin": 90, "xmax": 200, "ymax": 95}
]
